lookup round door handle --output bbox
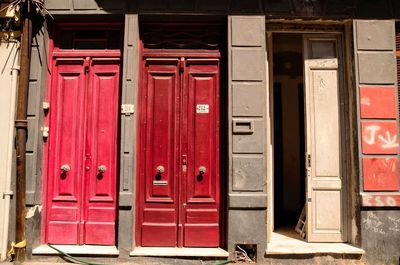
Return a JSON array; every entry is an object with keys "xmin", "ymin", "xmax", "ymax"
[
  {"xmin": 156, "ymin": 165, "xmax": 165, "ymax": 174},
  {"xmin": 60, "ymin": 164, "xmax": 70, "ymax": 172},
  {"xmin": 199, "ymin": 166, "xmax": 206, "ymax": 174},
  {"xmin": 98, "ymin": 165, "xmax": 107, "ymax": 173}
]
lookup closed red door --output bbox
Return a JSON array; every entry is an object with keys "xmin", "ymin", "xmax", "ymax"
[
  {"xmin": 137, "ymin": 56, "xmax": 220, "ymax": 247},
  {"xmin": 45, "ymin": 57, "xmax": 120, "ymax": 245}
]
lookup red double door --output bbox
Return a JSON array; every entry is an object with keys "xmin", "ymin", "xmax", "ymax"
[
  {"xmin": 137, "ymin": 56, "xmax": 221, "ymax": 247},
  {"xmin": 45, "ymin": 56, "xmax": 120, "ymax": 245}
]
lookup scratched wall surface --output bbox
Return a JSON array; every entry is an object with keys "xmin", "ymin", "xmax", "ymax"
[
  {"xmin": 354, "ymin": 20, "xmax": 400, "ymax": 199},
  {"xmin": 361, "ymin": 210, "xmax": 400, "ymax": 265}
]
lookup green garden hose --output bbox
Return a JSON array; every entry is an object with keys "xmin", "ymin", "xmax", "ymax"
[{"xmin": 47, "ymin": 244, "xmax": 110, "ymax": 265}]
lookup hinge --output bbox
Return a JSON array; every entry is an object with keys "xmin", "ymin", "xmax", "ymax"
[
  {"xmin": 42, "ymin": 102, "xmax": 50, "ymax": 111},
  {"xmin": 41, "ymin": 126, "xmax": 49, "ymax": 138},
  {"xmin": 307, "ymin": 153, "xmax": 311, "ymax": 168},
  {"xmin": 3, "ymin": 191, "xmax": 13, "ymax": 197}
]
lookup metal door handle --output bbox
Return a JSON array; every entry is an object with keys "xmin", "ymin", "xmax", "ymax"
[
  {"xmin": 199, "ymin": 166, "xmax": 206, "ymax": 174},
  {"xmin": 98, "ymin": 165, "xmax": 107, "ymax": 173},
  {"xmin": 156, "ymin": 165, "xmax": 165, "ymax": 174},
  {"xmin": 60, "ymin": 164, "xmax": 70, "ymax": 172}
]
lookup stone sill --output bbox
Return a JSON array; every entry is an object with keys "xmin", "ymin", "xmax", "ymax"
[
  {"xmin": 32, "ymin": 244, "xmax": 119, "ymax": 256},
  {"xmin": 130, "ymin": 247, "xmax": 229, "ymax": 257},
  {"xmin": 266, "ymin": 232, "xmax": 364, "ymax": 255}
]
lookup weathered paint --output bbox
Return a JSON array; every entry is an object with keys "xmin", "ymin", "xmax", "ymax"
[
  {"xmin": 361, "ymin": 193, "xmax": 400, "ymax": 207},
  {"xmin": 359, "ymin": 86, "xmax": 397, "ymax": 119},
  {"xmin": 361, "ymin": 210, "xmax": 400, "ymax": 264},
  {"xmin": 362, "ymin": 157, "xmax": 399, "ymax": 191},
  {"xmin": 354, "ymin": 20, "xmax": 400, "ymax": 207},
  {"xmin": 361, "ymin": 121, "xmax": 398, "ymax": 154}
]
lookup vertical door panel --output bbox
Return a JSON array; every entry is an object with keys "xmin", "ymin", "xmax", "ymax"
[
  {"xmin": 140, "ymin": 59, "xmax": 180, "ymax": 246},
  {"xmin": 46, "ymin": 59, "xmax": 86, "ymax": 244},
  {"xmin": 184, "ymin": 59, "xmax": 220, "ymax": 247},
  {"xmin": 304, "ymin": 35, "xmax": 346, "ymax": 242},
  {"xmin": 84, "ymin": 59, "xmax": 120, "ymax": 245}
]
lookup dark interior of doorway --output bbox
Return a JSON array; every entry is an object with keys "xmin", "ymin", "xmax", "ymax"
[{"xmin": 273, "ymin": 33, "xmax": 306, "ymax": 233}]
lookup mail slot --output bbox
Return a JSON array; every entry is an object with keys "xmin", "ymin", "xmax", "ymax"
[
  {"xmin": 153, "ymin": 180, "xmax": 168, "ymax": 186},
  {"xmin": 233, "ymin": 119, "xmax": 254, "ymax": 134}
]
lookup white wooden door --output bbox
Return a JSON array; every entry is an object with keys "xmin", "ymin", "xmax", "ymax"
[{"xmin": 303, "ymin": 35, "xmax": 347, "ymax": 242}]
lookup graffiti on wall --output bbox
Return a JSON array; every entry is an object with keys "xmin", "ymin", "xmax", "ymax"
[
  {"xmin": 363, "ymin": 157, "xmax": 399, "ymax": 191},
  {"xmin": 361, "ymin": 122, "xmax": 398, "ymax": 154},
  {"xmin": 360, "ymin": 86, "xmax": 397, "ymax": 119},
  {"xmin": 361, "ymin": 194, "xmax": 400, "ymax": 207}
]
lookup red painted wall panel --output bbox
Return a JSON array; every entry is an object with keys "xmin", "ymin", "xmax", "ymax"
[
  {"xmin": 359, "ymin": 86, "xmax": 397, "ymax": 119},
  {"xmin": 361, "ymin": 121, "xmax": 398, "ymax": 154},
  {"xmin": 363, "ymin": 157, "xmax": 399, "ymax": 191}
]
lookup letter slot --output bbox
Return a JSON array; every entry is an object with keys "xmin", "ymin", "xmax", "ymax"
[{"xmin": 232, "ymin": 119, "xmax": 254, "ymax": 134}]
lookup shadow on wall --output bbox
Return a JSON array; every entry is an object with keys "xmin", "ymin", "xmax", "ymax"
[{"xmin": 47, "ymin": 0, "xmax": 373, "ymax": 17}]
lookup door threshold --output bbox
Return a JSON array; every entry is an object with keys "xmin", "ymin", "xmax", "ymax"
[
  {"xmin": 266, "ymin": 231, "xmax": 364, "ymax": 255},
  {"xmin": 130, "ymin": 247, "xmax": 229, "ymax": 257},
  {"xmin": 32, "ymin": 244, "xmax": 119, "ymax": 256}
]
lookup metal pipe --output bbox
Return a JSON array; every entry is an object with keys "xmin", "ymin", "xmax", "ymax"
[
  {"xmin": 15, "ymin": 1, "xmax": 32, "ymax": 263},
  {"xmin": 1, "ymin": 41, "xmax": 19, "ymax": 262}
]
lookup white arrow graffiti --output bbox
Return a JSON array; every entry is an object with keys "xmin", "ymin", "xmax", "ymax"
[
  {"xmin": 378, "ymin": 131, "xmax": 399, "ymax": 149},
  {"xmin": 363, "ymin": 125, "xmax": 381, "ymax": 145}
]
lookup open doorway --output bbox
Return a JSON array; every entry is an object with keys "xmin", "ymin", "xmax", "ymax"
[
  {"xmin": 272, "ymin": 33, "xmax": 306, "ymax": 238},
  {"xmin": 270, "ymin": 32, "xmax": 347, "ymax": 243}
]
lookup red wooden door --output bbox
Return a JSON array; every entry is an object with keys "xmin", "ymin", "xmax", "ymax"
[
  {"xmin": 137, "ymin": 57, "xmax": 220, "ymax": 247},
  {"xmin": 45, "ymin": 57, "xmax": 120, "ymax": 245}
]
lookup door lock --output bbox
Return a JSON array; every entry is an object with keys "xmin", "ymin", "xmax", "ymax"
[{"xmin": 183, "ymin": 203, "xmax": 187, "ymax": 208}]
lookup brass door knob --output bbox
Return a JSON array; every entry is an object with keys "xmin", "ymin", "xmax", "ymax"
[
  {"xmin": 60, "ymin": 164, "xmax": 70, "ymax": 172},
  {"xmin": 156, "ymin": 165, "xmax": 165, "ymax": 174},
  {"xmin": 199, "ymin": 166, "xmax": 206, "ymax": 174},
  {"xmin": 98, "ymin": 165, "xmax": 107, "ymax": 173}
]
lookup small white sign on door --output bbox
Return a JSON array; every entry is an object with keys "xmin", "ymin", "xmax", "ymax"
[{"xmin": 196, "ymin": 104, "xmax": 209, "ymax": 113}]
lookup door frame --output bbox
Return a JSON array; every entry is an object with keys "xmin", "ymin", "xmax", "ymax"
[
  {"xmin": 41, "ymin": 23, "xmax": 123, "ymax": 244},
  {"xmin": 265, "ymin": 21, "xmax": 358, "ymax": 244},
  {"xmin": 135, "ymin": 46, "xmax": 225, "ymax": 247}
]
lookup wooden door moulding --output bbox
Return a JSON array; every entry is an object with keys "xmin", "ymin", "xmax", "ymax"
[
  {"xmin": 42, "ymin": 24, "xmax": 122, "ymax": 245},
  {"xmin": 140, "ymin": 22, "xmax": 224, "ymax": 50},
  {"xmin": 136, "ymin": 54, "xmax": 221, "ymax": 248}
]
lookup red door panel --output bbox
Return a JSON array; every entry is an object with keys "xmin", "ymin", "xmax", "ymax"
[
  {"xmin": 46, "ymin": 57, "xmax": 120, "ymax": 245},
  {"xmin": 84, "ymin": 59, "xmax": 120, "ymax": 245},
  {"xmin": 138, "ymin": 57, "xmax": 220, "ymax": 248},
  {"xmin": 140, "ymin": 59, "xmax": 180, "ymax": 247},
  {"xmin": 47, "ymin": 59, "xmax": 86, "ymax": 244},
  {"xmin": 184, "ymin": 59, "xmax": 220, "ymax": 247}
]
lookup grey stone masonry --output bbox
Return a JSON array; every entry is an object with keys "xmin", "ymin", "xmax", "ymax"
[
  {"xmin": 119, "ymin": 14, "xmax": 139, "ymax": 254},
  {"xmin": 228, "ymin": 16, "xmax": 267, "ymax": 262}
]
